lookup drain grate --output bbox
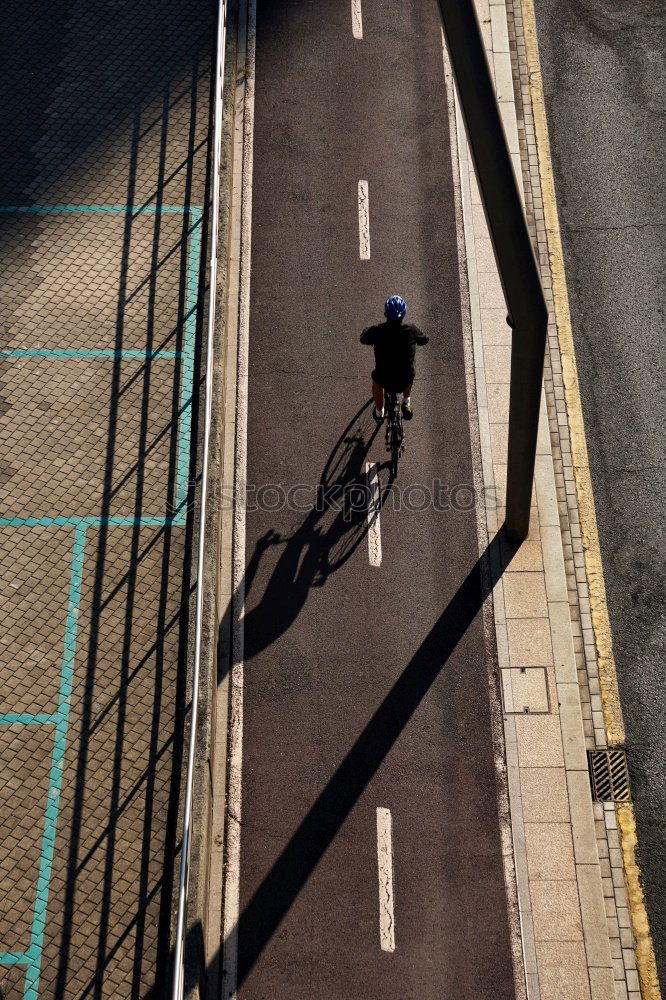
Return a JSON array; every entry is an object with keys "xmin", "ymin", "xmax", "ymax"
[{"xmin": 588, "ymin": 749, "xmax": 631, "ymax": 802}]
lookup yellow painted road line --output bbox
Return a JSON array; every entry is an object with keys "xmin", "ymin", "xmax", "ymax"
[
  {"xmin": 520, "ymin": 2, "xmax": 661, "ymax": 996},
  {"xmin": 617, "ymin": 804, "xmax": 662, "ymax": 1000}
]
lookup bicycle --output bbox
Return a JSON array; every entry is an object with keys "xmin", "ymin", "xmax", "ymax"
[{"xmin": 384, "ymin": 390, "xmax": 405, "ymax": 479}]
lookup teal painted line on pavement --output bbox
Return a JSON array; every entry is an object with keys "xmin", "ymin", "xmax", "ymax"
[
  {"xmin": 175, "ymin": 208, "xmax": 203, "ymax": 510},
  {"xmin": 0, "ymin": 349, "xmax": 182, "ymax": 360},
  {"xmin": 24, "ymin": 525, "xmax": 86, "ymax": 1000},
  {"xmin": 0, "ymin": 714, "xmax": 57, "ymax": 726},
  {"xmin": 1, "ymin": 202, "xmax": 202, "ymax": 521},
  {"xmin": 0, "ymin": 952, "xmax": 28, "ymax": 965},
  {"xmin": 0, "ymin": 515, "xmax": 185, "ymax": 528},
  {"xmin": 0, "ymin": 204, "xmax": 200, "ymax": 215}
]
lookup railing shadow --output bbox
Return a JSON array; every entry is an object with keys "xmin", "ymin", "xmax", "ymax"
[{"xmin": 0, "ymin": 3, "xmax": 218, "ymax": 998}]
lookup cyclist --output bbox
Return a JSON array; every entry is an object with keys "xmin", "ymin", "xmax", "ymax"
[{"xmin": 360, "ymin": 295, "xmax": 429, "ymax": 422}]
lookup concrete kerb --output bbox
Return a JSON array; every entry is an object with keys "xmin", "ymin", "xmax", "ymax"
[{"xmin": 178, "ymin": 4, "xmax": 239, "ymax": 998}]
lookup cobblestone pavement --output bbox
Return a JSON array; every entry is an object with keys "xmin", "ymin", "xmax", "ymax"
[{"xmin": 0, "ymin": 2, "xmax": 214, "ymax": 997}]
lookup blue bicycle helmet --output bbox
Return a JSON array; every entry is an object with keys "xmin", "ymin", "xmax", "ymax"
[{"xmin": 384, "ymin": 294, "xmax": 407, "ymax": 322}]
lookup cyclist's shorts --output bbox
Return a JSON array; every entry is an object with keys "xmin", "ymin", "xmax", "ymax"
[{"xmin": 372, "ymin": 367, "xmax": 415, "ymax": 392}]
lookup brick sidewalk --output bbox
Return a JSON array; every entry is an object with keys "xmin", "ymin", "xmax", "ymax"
[{"xmin": 0, "ymin": 2, "xmax": 214, "ymax": 997}]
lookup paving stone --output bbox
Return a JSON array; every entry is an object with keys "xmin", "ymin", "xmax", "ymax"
[
  {"xmin": 1, "ymin": 358, "xmax": 186, "ymax": 519},
  {"xmin": 548, "ymin": 601, "xmax": 578, "ymax": 684},
  {"xmin": 0, "ymin": 528, "xmax": 73, "ymax": 714},
  {"xmin": 493, "ymin": 50, "xmax": 515, "ymax": 102},
  {"xmin": 506, "ymin": 617, "xmax": 553, "ymax": 666},
  {"xmin": 535, "ymin": 454, "xmax": 560, "ymax": 527},
  {"xmin": 625, "ymin": 970, "xmax": 640, "ymax": 992},
  {"xmin": 521, "ymin": 767, "xmax": 570, "ymax": 823},
  {"xmin": 483, "ymin": 343, "xmax": 512, "ymax": 381},
  {"xmin": 535, "ymin": 940, "xmax": 592, "ymax": 1000},
  {"xmin": 499, "ymin": 100, "xmax": 520, "ymax": 154},
  {"xmin": 525, "ymin": 822, "xmax": 576, "ymax": 880},
  {"xmin": 0, "ymin": 215, "xmax": 189, "ymax": 353},
  {"xmin": 516, "ymin": 713, "xmax": 564, "ymax": 766},
  {"xmin": 621, "ymin": 948, "xmax": 636, "ymax": 970},
  {"xmin": 531, "ymin": 880, "xmax": 583, "ymax": 941},
  {"xmin": 541, "ymin": 524, "xmax": 569, "ymax": 602},
  {"xmin": 487, "ymin": 381, "xmax": 510, "ymax": 423},
  {"xmin": 577, "ymin": 864, "xmax": 614, "ymax": 967},
  {"xmin": 0, "ymin": 728, "xmax": 52, "ymax": 950},
  {"xmin": 537, "ymin": 403, "xmax": 552, "ymax": 455},
  {"xmin": 501, "ymin": 536, "xmax": 543, "ymax": 573},
  {"xmin": 490, "ymin": 420, "xmax": 509, "ymax": 466},
  {"xmin": 503, "ymin": 571, "xmax": 548, "ymax": 619},
  {"xmin": 588, "ymin": 966, "xmax": 616, "ymax": 1000},
  {"xmin": 557, "ymin": 682, "xmax": 588, "ymax": 771},
  {"xmin": 490, "ymin": 4, "xmax": 511, "ymax": 52},
  {"xmin": 567, "ymin": 770, "xmax": 599, "ymax": 866}
]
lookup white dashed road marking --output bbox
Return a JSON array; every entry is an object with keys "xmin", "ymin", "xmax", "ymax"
[
  {"xmin": 351, "ymin": 0, "xmax": 363, "ymax": 39},
  {"xmin": 366, "ymin": 461, "xmax": 382, "ymax": 567},
  {"xmin": 376, "ymin": 807, "xmax": 396, "ymax": 952},
  {"xmin": 358, "ymin": 180, "xmax": 370, "ymax": 259}
]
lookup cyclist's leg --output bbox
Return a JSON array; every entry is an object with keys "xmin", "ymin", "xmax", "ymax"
[
  {"xmin": 402, "ymin": 381, "xmax": 414, "ymax": 419},
  {"xmin": 372, "ymin": 378, "xmax": 385, "ymax": 419}
]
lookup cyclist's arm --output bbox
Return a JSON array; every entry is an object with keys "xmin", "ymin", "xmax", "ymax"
[
  {"xmin": 360, "ymin": 326, "xmax": 376, "ymax": 345},
  {"xmin": 415, "ymin": 331, "xmax": 429, "ymax": 345}
]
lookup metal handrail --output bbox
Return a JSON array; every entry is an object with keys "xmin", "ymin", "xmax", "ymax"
[{"xmin": 171, "ymin": 0, "xmax": 228, "ymax": 996}]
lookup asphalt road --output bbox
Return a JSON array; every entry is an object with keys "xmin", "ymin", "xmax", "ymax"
[
  {"xmin": 232, "ymin": 0, "xmax": 516, "ymax": 996},
  {"xmin": 533, "ymin": 0, "xmax": 666, "ymax": 983}
]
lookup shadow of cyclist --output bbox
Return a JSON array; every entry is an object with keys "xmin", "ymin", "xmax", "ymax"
[{"xmin": 241, "ymin": 399, "xmax": 388, "ymax": 662}]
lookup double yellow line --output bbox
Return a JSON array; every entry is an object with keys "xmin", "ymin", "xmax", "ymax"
[{"xmin": 519, "ymin": 1, "xmax": 661, "ymax": 995}]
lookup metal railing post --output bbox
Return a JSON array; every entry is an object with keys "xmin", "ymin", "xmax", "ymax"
[
  {"xmin": 171, "ymin": 1, "xmax": 227, "ymax": 996},
  {"xmin": 438, "ymin": 0, "xmax": 548, "ymax": 542}
]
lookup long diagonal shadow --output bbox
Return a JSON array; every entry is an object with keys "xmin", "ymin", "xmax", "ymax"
[{"xmin": 228, "ymin": 528, "xmax": 513, "ymax": 987}]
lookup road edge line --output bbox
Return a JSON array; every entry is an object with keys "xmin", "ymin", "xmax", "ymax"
[{"xmin": 519, "ymin": 3, "xmax": 661, "ymax": 997}]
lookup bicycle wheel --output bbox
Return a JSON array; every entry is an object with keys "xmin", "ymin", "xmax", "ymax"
[{"xmin": 390, "ymin": 421, "xmax": 400, "ymax": 478}]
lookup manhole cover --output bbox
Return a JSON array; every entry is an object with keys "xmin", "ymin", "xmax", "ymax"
[
  {"xmin": 588, "ymin": 749, "xmax": 631, "ymax": 802},
  {"xmin": 501, "ymin": 666, "xmax": 550, "ymax": 714}
]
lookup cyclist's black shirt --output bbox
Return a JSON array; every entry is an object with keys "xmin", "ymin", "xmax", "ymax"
[{"xmin": 360, "ymin": 320, "xmax": 429, "ymax": 390}]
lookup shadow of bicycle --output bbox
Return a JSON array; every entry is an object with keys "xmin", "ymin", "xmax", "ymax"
[{"xmin": 241, "ymin": 399, "xmax": 401, "ymax": 662}]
